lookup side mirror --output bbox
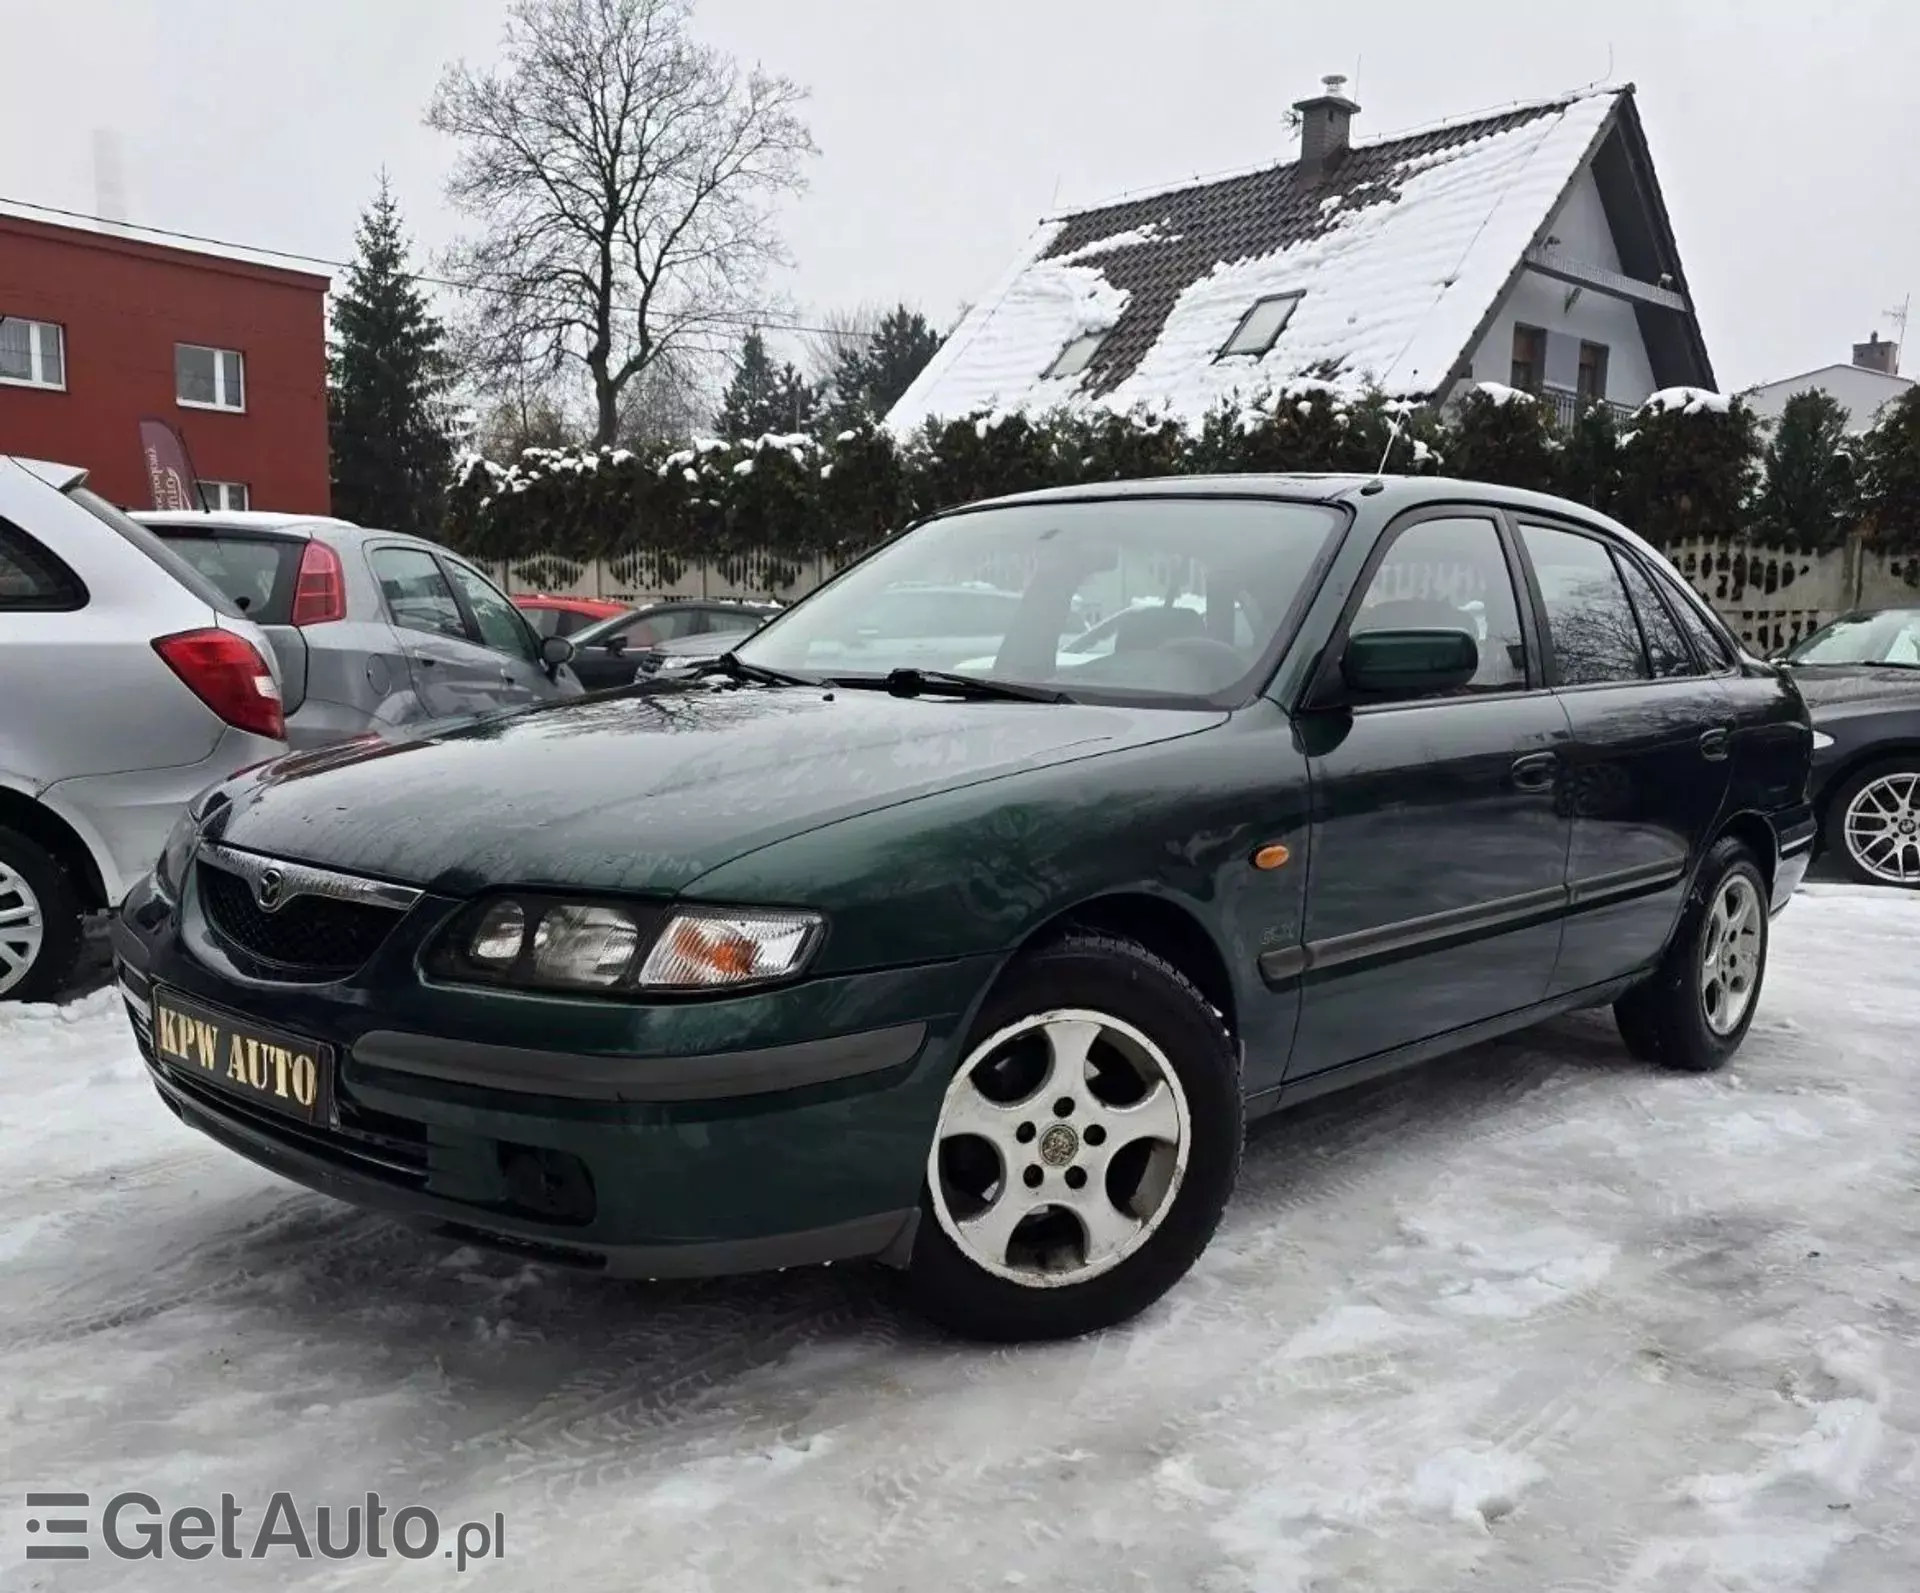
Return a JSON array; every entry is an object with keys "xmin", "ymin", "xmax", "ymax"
[
  {"xmin": 539, "ymin": 634, "xmax": 576, "ymax": 673},
  {"xmin": 602, "ymin": 634, "xmax": 628, "ymax": 656},
  {"xmin": 1341, "ymin": 628, "xmax": 1478, "ymax": 697}
]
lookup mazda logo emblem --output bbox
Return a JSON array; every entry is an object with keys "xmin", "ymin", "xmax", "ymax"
[{"xmin": 255, "ymin": 868, "xmax": 286, "ymax": 911}]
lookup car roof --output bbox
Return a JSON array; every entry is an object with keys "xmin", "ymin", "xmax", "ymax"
[
  {"xmin": 4, "ymin": 456, "xmax": 89, "ymax": 491},
  {"xmin": 134, "ymin": 509, "xmax": 359, "ymax": 537},
  {"xmin": 967, "ymin": 471, "xmax": 1638, "ymax": 527}
]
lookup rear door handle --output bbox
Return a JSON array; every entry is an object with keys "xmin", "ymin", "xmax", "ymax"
[
  {"xmin": 1700, "ymin": 727, "xmax": 1731, "ymax": 762},
  {"xmin": 1510, "ymin": 752, "xmax": 1558, "ymax": 793}
]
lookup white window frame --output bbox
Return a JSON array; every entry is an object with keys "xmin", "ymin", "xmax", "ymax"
[
  {"xmin": 197, "ymin": 481, "xmax": 251, "ymax": 511},
  {"xmin": 0, "ymin": 318, "xmax": 67, "ymax": 391},
  {"xmin": 1044, "ymin": 330, "xmax": 1109, "ymax": 380},
  {"xmin": 176, "ymin": 343, "xmax": 247, "ymax": 412},
  {"xmin": 1218, "ymin": 293, "xmax": 1304, "ymax": 359}
]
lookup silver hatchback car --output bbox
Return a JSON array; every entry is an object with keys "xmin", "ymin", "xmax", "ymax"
[
  {"xmin": 134, "ymin": 512, "xmax": 583, "ymax": 748},
  {"xmin": 1, "ymin": 458, "xmax": 287, "ymax": 1001}
]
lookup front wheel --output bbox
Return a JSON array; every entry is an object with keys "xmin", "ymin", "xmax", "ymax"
[
  {"xmin": 1612, "ymin": 836, "xmax": 1769, "ymax": 1073},
  {"xmin": 1823, "ymin": 760, "xmax": 1920, "ymax": 888},
  {"xmin": 905, "ymin": 931, "xmax": 1242, "ymax": 1342}
]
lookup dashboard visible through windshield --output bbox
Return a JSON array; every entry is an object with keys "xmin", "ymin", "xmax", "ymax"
[{"xmin": 734, "ymin": 496, "xmax": 1347, "ymax": 705}]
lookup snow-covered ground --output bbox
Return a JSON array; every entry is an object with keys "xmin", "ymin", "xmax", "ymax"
[{"xmin": 3, "ymin": 884, "xmax": 1917, "ymax": 1591}]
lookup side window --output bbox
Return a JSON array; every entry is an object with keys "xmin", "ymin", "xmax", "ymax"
[
  {"xmin": 522, "ymin": 606, "xmax": 561, "ymax": 638},
  {"xmin": 1351, "ymin": 515, "xmax": 1528, "ymax": 694},
  {"xmin": 1663, "ymin": 581, "xmax": 1737, "ymax": 672},
  {"xmin": 0, "ymin": 520, "xmax": 86, "ymax": 611},
  {"xmin": 445, "ymin": 560, "xmax": 538, "ymax": 662},
  {"xmin": 1614, "ymin": 555, "xmax": 1699, "ymax": 679},
  {"xmin": 370, "ymin": 548, "xmax": 467, "ymax": 640},
  {"xmin": 1518, "ymin": 524, "xmax": 1650, "ymax": 687}
]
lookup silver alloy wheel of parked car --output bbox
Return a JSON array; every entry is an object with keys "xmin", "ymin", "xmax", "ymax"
[
  {"xmin": 928, "ymin": 1008, "xmax": 1190, "ymax": 1287},
  {"xmin": 1842, "ymin": 771, "xmax": 1920, "ymax": 886},
  {"xmin": 0, "ymin": 861, "xmax": 46, "ymax": 999},
  {"xmin": 1699, "ymin": 873, "xmax": 1764, "ymax": 1037}
]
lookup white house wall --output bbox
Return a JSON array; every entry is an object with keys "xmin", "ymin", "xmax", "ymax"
[
  {"xmin": 1463, "ymin": 166, "xmax": 1656, "ymax": 404},
  {"xmin": 1742, "ymin": 364, "xmax": 1915, "ymax": 432}
]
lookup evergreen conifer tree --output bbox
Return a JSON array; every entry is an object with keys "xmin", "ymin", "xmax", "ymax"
[{"xmin": 328, "ymin": 178, "xmax": 454, "ymax": 535}]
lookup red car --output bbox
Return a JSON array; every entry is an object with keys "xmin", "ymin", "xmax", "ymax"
[{"xmin": 511, "ymin": 594, "xmax": 628, "ymax": 638}]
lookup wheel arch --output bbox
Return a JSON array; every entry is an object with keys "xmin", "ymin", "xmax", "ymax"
[
  {"xmin": 1016, "ymin": 889, "xmax": 1240, "ymax": 1041},
  {"xmin": 1813, "ymin": 739, "xmax": 1920, "ymax": 819},
  {"xmin": 0, "ymin": 785, "xmax": 112, "ymax": 910},
  {"xmin": 1714, "ymin": 810, "xmax": 1779, "ymax": 892}
]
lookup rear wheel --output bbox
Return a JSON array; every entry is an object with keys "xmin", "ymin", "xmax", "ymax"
[
  {"xmin": 905, "ymin": 931, "xmax": 1242, "ymax": 1342},
  {"xmin": 0, "ymin": 827, "xmax": 84, "ymax": 1004},
  {"xmin": 1824, "ymin": 760, "xmax": 1920, "ymax": 888},
  {"xmin": 1612, "ymin": 836, "xmax": 1768, "ymax": 1073}
]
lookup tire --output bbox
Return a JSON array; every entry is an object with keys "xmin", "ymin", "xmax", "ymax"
[
  {"xmin": 1612, "ymin": 836, "xmax": 1769, "ymax": 1073},
  {"xmin": 0, "ymin": 826, "xmax": 85, "ymax": 1004},
  {"xmin": 905, "ymin": 930, "xmax": 1243, "ymax": 1342},
  {"xmin": 1821, "ymin": 759, "xmax": 1920, "ymax": 889}
]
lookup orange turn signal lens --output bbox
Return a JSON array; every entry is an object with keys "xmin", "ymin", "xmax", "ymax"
[{"xmin": 1252, "ymin": 843, "xmax": 1292, "ymax": 871}]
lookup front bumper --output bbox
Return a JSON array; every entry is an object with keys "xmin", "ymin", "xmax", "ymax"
[{"xmin": 113, "ymin": 872, "xmax": 998, "ymax": 1277}]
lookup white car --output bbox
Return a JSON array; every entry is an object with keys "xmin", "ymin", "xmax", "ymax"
[{"xmin": 0, "ymin": 458, "xmax": 287, "ymax": 1001}]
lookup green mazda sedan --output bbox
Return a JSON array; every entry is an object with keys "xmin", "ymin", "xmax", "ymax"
[{"xmin": 113, "ymin": 475, "xmax": 1816, "ymax": 1341}]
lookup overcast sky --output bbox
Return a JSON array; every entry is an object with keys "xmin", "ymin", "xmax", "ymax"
[{"xmin": 6, "ymin": 0, "xmax": 1915, "ymax": 392}]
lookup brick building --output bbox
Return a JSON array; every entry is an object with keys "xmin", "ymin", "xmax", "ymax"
[{"xmin": 0, "ymin": 206, "xmax": 330, "ymax": 513}]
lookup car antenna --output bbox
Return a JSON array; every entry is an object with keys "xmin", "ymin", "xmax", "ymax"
[{"xmin": 1367, "ymin": 407, "xmax": 1408, "ymax": 491}]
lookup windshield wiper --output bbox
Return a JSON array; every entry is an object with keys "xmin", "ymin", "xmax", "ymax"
[
  {"xmin": 830, "ymin": 668, "xmax": 1074, "ymax": 703},
  {"xmin": 693, "ymin": 651, "xmax": 817, "ymax": 687}
]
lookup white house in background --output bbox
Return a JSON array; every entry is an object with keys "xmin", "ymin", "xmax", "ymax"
[
  {"xmin": 1741, "ymin": 334, "xmax": 1913, "ymax": 433},
  {"xmin": 888, "ymin": 78, "xmax": 1715, "ymax": 434}
]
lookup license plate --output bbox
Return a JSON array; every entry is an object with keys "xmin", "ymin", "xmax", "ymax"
[{"xmin": 151, "ymin": 988, "xmax": 334, "ymax": 1125}]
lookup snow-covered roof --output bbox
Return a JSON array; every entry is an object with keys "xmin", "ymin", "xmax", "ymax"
[{"xmin": 890, "ymin": 86, "xmax": 1666, "ymax": 432}]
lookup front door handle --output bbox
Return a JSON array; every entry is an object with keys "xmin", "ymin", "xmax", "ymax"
[
  {"xmin": 1699, "ymin": 727, "xmax": 1731, "ymax": 762},
  {"xmin": 1510, "ymin": 752, "xmax": 1558, "ymax": 793}
]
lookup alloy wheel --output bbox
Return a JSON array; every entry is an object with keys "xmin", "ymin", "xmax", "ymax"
[
  {"xmin": 928, "ymin": 1008, "xmax": 1190, "ymax": 1288},
  {"xmin": 1843, "ymin": 771, "xmax": 1920, "ymax": 886},
  {"xmin": 0, "ymin": 861, "xmax": 46, "ymax": 999},
  {"xmin": 1699, "ymin": 872, "xmax": 1763, "ymax": 1037}
]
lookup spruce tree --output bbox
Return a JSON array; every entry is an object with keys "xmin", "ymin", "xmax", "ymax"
[
  {"xmin": 328, "ymin": 178, "xmax": 454, "ymax": 535},
  {"xmin": 1757, "ymin": 390, "xmax": 1858, "ymax": 553},
  {"xmin": 826, "ymin": 304, "xmax": 943, "ymax": 424},
  {"xmin": 717, "ymin": 330, "xmax": 816, "ymax": 438}
]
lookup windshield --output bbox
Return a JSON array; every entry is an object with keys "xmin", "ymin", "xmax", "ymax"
[
  {"xmin": 736, "ymin": 496, "xmax": 1345, "ymax": 704},
  {"xmin": 1785, "ymin": 609, "xmax": 1920, "ymax": 667}
]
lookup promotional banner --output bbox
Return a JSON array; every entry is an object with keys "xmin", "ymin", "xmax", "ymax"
[{"xmin": 137, "ymin": 418, "xmax": 201, "ymax": 511}]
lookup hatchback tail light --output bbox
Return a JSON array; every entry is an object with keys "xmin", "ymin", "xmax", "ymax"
[
  {"xmin": 153, "ymin": 629, "xmax": 286, "ymax": 741},
  {"xmin": 290, "ymin": 540, "xmax": 346, "ymax": 626}
]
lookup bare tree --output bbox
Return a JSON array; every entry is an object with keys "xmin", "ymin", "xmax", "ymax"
[
  {"xmin": 801, "ymin": 303, "xmax": 881, "ymax": 389},
  {"xmin": 428, "ymin": 0, "xmax": 817, "ymax": 447}
]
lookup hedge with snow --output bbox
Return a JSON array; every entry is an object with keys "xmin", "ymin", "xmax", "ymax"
[{"xmin": 442, "ymin": 382, "xmax": 1920, "ymax": 591}]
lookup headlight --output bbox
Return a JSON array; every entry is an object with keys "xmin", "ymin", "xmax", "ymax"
[
  {"xmin": 425, "ymin": 898, "xmax": 823, "ymax": 995},
  {"xmin": 1811, "ymin": 730, "xmax": 1836, "ymax": 751},
  {"xmin": 152, "ymin": 786, "xmax": 230, "ymax": 903}
]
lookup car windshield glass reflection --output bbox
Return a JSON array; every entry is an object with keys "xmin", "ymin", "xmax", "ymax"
[
  {"xmin": 1786, "ymin": 609, "xmax": 1920, "ymax": 667},
  {"xmin": 734, "ymin": 498, "xmax": 1344, "ymax": 705}
]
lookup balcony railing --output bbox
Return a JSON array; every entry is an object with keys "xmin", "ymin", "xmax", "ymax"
[{"xmin": 1535, "ymin": 385, "xmax": 1636, "ymax": 429}]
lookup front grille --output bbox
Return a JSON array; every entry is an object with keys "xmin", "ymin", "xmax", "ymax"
[{"xmin": 198, "ymin": 862, "xmax": 403, "ymax": 978}]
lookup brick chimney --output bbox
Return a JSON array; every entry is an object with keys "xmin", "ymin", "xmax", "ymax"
[
  {"xmin": 1293, "ymin": 75, "xmax": 1360, "ymax": 179},
  {"xmin": 1853, "ymin": 332, "xmax": 1900, "ymax": 375}
]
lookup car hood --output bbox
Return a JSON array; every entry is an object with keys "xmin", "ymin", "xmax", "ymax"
[
  {"xmin": 1788, "ymin": 664, "xmax": 1920, "ymax": 714},
  {"xmin": 209, "ymin": 684, "xmax": 1224, "ymax": 895}
]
